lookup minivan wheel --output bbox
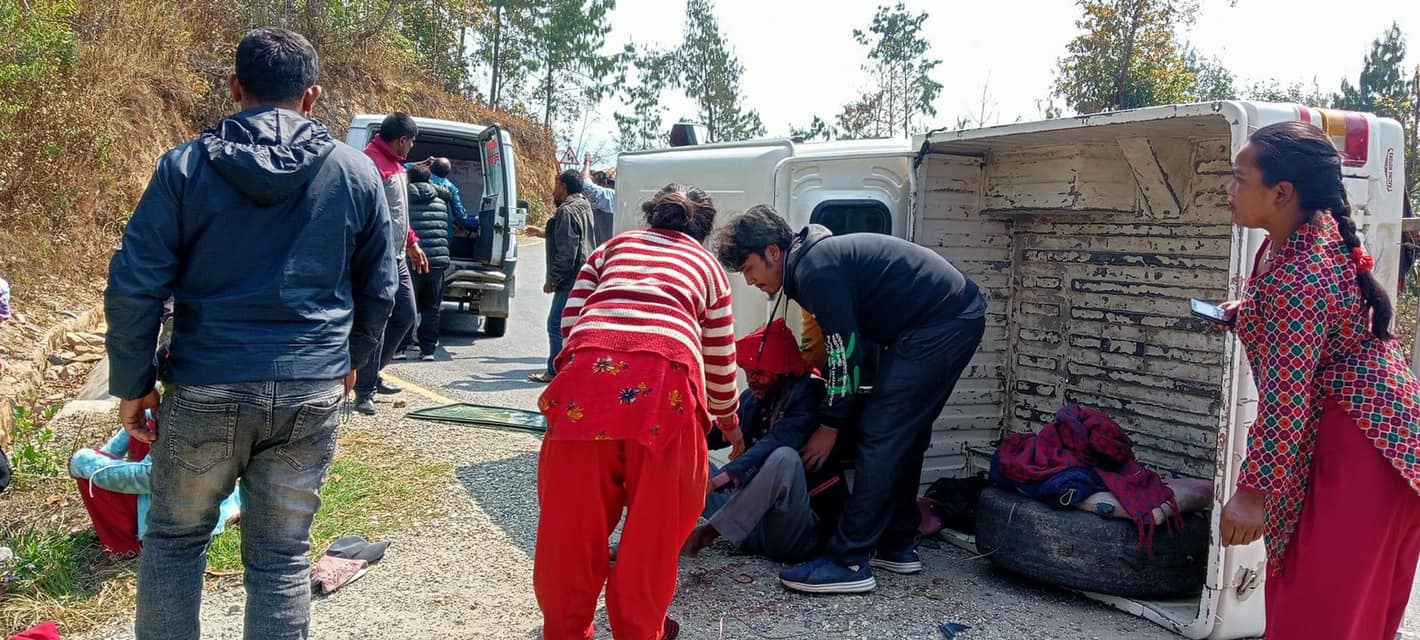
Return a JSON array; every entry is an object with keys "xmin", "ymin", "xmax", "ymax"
[{"xmin": 483, "ymin": 316, "xmax": 508, "ymax": 337}]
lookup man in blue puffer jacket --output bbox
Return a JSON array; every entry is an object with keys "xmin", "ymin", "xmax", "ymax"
[
  {"xmin": 403, "ymin": 164, "xmax": 456, "ymax": 359},
  {"xmin": 104, "ymin": 27, "xmax": 397, "ymax": 639}
]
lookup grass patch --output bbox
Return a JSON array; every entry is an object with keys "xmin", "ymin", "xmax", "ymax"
[
  {"xmin": 206, "ymin": 440, "xmax": 449, "ymax": 573},
  {"xmin": 0, "ymin": 438, "xmax": 451, "ymax": 636}
]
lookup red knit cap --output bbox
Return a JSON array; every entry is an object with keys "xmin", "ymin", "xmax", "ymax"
[{"xmin": 735, "ymin": 318, "xmax": 812, "ymax": 376}]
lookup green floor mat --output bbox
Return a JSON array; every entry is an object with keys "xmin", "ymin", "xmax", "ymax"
[{"xmin": 405, "ymin": 403, "xmax": 547, "ymax": 433}]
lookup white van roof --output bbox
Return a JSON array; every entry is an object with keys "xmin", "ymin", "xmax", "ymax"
[
  {"xmin": 349, "ymin": 113, "xmax": 507, "ymax": 139},
  {"xmin": 619, "ymin": 136, "xmax": 914, "ymax": 159}
]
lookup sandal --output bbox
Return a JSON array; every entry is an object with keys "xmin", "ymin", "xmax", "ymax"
[{"xmin": 528, "ymin": 372, "xmax": 554, "ymax": 383}]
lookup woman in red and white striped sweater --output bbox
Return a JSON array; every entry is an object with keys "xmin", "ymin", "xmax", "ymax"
[{"xmin": 533, "ymin": 184, "xmax": 743, "ymax": 640}]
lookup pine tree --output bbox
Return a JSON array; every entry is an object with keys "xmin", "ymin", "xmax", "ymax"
[{"xmin": 836, "ymin": 3, "xmax": 942, "ymax": 138}]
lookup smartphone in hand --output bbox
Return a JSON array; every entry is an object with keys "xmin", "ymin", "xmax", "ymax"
[{"xmin": 1190, "ymin": 298, "xmax": 1233, "ymax": 327}]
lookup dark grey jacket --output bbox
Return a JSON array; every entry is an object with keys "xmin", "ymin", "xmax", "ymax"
[
  {"xmin": 104, "ymin": 107, "xmax": 399, "ymax": 399},
  {"xmin": 544, "ymin": 193, "xmax": 596, "ymax": 291}
]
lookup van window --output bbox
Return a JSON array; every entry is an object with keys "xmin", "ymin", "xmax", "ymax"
[
  {"xmin": 482, "ymin": 137, "xmax": 505, "ymax": 200},
  {"xmin": 810, "ymin": 200, "xmax": 891, "ymax": 236}
]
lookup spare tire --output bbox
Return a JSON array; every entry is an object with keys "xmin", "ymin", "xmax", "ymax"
[{"xmin": 974, "ymin": 487, "xmax": 1209, "ymax": 598}]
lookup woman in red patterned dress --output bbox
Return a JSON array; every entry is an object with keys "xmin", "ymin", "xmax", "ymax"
[
  {"xmin": 1218, "ymin": 121, "xmax": 1420, "ymax": 639},
  {"xmin": 532, "ymin": 185, "xmax": 744, "ymax": 640}
]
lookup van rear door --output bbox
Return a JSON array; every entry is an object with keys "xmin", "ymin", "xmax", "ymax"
[{"xmin": 474, "ymin": 125, "xmax": 513, "ymax": 267}]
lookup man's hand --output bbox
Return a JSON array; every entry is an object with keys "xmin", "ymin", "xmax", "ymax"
[
  {"xmin": 409, "ymin": 244, "xmax": 430, "ymax": 274},
  {"xmin": 523, "ymin": 225, "xmax": 545, "ymax": 238},
  {"xmin": 1219, "ymin": 488, "xmax": 1266, "ymax": 546},
  {"xmin": 800, "ymin": 426, "xmax": 838, "ymax": 472},
  {"xmin": 543, "ymin": 283, "xmax": 556, "ymax": 294},
  {"xmin": 120, "ymin": 389, "xmax": 162, "ymax": 444},
  {"xmin": 345, "ymin": 369, "xmax": 357, "ymax": 394}
]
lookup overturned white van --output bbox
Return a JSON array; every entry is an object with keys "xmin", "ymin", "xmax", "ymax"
[{"xmin": 614, "ymin": 102, "xmax": 1410, "ymax": 639}]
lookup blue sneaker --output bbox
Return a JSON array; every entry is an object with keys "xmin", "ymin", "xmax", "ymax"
[
  {"xmin": 780, "ymin": 556, "xmax": 876, "ymax": 594},
  {"xmin": 870, "ymin": 546, "xmax": 923, "ymax": 574}
]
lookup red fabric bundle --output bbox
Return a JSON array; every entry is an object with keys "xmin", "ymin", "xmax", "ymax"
[{"xmin": 996, "ymin": 405, "xmax": 1180, "ymax": 551}]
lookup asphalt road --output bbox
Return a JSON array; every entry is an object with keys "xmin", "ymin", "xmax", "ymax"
[{"xmin": 378, "ymin": 238, "xmax": 553, "ymax": 413}]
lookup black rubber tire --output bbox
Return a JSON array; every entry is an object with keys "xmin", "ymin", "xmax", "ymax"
[
  {"xmin": 974, "ymin": 487, "xmax": 1210, "ymax": 598},
  {"xmin": 483, "ymin": 316, "xmax": 508, "ymax": 337},
  {"xmin": 441, "ymin": 311, "xmax": 482, "ymax": 336}
]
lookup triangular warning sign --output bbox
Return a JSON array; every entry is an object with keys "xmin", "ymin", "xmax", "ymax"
[{"xmin": 560, "ymin": 146, "xmax": 577, "ymax": 165}]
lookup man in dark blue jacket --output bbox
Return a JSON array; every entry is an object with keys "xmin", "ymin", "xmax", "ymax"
[
  {"xmin": 682, "ymin": 319, "xmax": 848, "ymax": 563},
  {"xmin": 716, "ymin": 205, "xmax": 985, "ymax": 594},
  {"xmin": 104, "ymin": 27, "xmax": 397, "ymax": 639}
]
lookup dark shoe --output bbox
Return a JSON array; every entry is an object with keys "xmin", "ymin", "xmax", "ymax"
[
  {"xmin": 391, "ymin": 351, "xmax": 408, "ymax": 361},
  {"xmin": 662, "ymin": 617, "xmax": 680, "ymax": 640},
  {"xmin": 355, "ymin": 397, "xmax": 377, "ymax": 415},
  {"xmin": 780, "ymin": 556, "xmax": 876, "ymax": 594},
  {"xmin": 870, "ymin": 545, "xmax": 923, "ymax": 574},
  {"xmin": 375, "ymin": 380, "xmax": 403, "ymax": 395},
  {"xmin": 420, "ymin": 353, "xmax": 436, "ymax": 362}
]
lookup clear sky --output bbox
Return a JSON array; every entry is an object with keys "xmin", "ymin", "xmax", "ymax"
[{"xmin": 567, "ymin": 0, "xmax": 1420, "ymax": 158}]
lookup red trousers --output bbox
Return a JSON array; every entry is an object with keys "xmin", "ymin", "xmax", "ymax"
[
  {"xmin": 1265, "ymin": 397, "xmax": 1420, "ymax": 639},
  {"xmin": 533, "ymin": 426, "xmax": 707, "ymax": 640}
]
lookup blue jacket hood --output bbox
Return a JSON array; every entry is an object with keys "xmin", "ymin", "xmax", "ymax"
[{"xmin": 200, "ymin": 108, "xmax": 335, "ymax": 206}]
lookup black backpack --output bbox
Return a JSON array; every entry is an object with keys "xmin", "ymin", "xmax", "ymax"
[{"xmin": 923, "ymin": 472, "xmax": 992, "ymax": 534}]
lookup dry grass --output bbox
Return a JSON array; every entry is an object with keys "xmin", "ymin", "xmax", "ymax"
[
  {"xmin": 1, "ymin": 407, "xmax": 141, "ymax": 635},
  {"xmin": 0, "ymin": 423, "xmax": 452, "ymax": 637}
]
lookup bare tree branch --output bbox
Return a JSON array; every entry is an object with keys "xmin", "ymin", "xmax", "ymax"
[{"xmin": 355, "ymin": 0, "xmax": 401, "ymax": 43}]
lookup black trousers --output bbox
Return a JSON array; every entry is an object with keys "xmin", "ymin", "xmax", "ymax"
[
  {"xmin": 406, "ymin": 267, "xmax": 446, "ymax": 355},
  {"xmin": 824, "ymin": 315, "xmax": 986, "ymax": 565},
  {"xmin": 356, "ymin": 259, "xmax": 416, "ymax": 397}
]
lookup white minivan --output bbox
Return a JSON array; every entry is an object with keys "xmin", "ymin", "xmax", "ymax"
[{"xmin": 347, "ymin": 115, "xmax": 525, "ymax": 337}]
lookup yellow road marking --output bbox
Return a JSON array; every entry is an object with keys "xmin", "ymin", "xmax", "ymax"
[{"xmin": 382, "ymin": 373, "xmax": 455, "ymax": 405}]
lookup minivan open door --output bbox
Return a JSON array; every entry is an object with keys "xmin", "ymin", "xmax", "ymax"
[{"xmin": 475, "ymin": 125, "xmax": 513, "ymax": 267}]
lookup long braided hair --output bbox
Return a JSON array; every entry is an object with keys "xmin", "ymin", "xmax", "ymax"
[{"xmin": 1248, "ymin": 121, "xmax": 1395, "ymax": 340}]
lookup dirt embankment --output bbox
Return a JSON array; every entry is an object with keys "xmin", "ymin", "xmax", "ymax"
[{"xmin": 0, "ymin": 0, "xmax": 556, "ymax": 423}]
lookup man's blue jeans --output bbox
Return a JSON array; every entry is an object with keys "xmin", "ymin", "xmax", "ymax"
[
  {"xmin": 545, "ymin": 289, "xmax": 571, "ymax": 376},
  {"xmin": 135, "ymin": 379, "xmax": 344, "ymax": 640}
]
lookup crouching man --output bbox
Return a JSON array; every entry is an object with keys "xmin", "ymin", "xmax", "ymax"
[
  {"xmin": 682, "ymin": 319, "xmax": 848, "ymax": 563},
  {"xmin": 715, "ymin": 205, "xmax": 986, "ymax": 594}
]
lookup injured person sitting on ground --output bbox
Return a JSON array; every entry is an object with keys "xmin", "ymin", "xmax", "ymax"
[{"xmin": 682, "ymin": 318, "xmax": 849, "ymax": 563}]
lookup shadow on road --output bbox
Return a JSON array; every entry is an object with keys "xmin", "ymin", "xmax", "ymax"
[
  {"xmin": 447, "ymin": 370, "xmax": 545, "ymax": 394},
  {"xmin": 457, "ymin": 451, "xmax": 541, "ymax": 556},
  {"xmin": 467, "ymin": 355, "xmax": 546, "ymax": 366}
]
